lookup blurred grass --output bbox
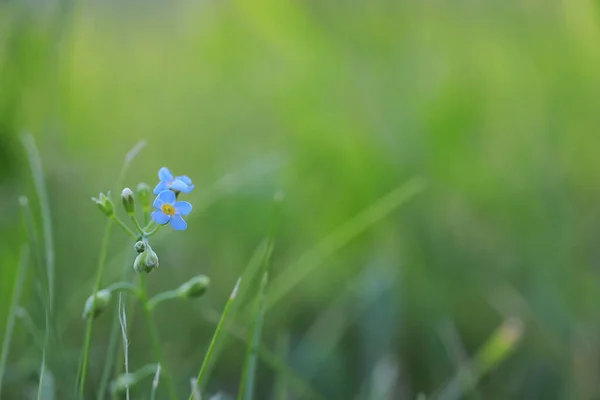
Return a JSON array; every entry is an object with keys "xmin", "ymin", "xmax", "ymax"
[{"xmin": 2, "ymin": 0, "xmax": 600, "ymax": 398}]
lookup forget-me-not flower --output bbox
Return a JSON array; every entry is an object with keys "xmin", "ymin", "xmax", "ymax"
[
  {"xmin": 153, "ymin": 167, "xmax": 195, "ymax": 195},
  {"xmin": 152, "ymin": 190, "xmax": 192, "ymax": 230}
]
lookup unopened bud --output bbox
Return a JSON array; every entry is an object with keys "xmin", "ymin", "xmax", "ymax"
[
  {"xmin": 92, "ymin": 192, "xmax": 114, "ymax": 217},
  {"xmin": 178, "ymin": 275, "xmax": 210, "ymax": 298},
  {"xmin": 134, "ymin": 246, "xmax": 159, "ymax": 273},
  {"xmin": 121, "ymin": 188, "xmax": 135, "ymax": 215},
  {"xmin": 134, "ymin": 241, "xmax": 146, "ymax": 253},
  {"xmin": 82, "ymin": 289, "xmax": 112, "ymax": 319},
  {"xmin": 136, "ymin": 183, "xmax": 151, "ymax": 211}
]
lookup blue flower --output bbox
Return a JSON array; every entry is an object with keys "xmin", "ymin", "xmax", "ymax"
[
  {"xmin": 153, "ymin": 167, "xmax": 195, "ymax": 195},
  {"xmin": 152, "ymin": 190, "xmax": 192, "ymax": 230}
]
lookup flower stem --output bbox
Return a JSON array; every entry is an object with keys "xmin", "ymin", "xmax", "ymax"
[
  {"xmin": 145, "ymin": 224, "xmax": 163, "ymax": 238},
  {"xmin": 78, "ymin": 218, "xmax": 113, "ymax": 398},
  {"xmin": 147, "ymin": 289, "xmax": 180, "ymax": 311},
  {"xmin": 106, "ymin": 282, "xmax": 141, "ymax": 297},
  {"xmin": 130, "ymin": 215, "xmax": 145, "ymax": 236},
  {"xmin": 139, "ymin": 274, "xmax": 179, "ymax": 400},
  {"xmin": 112, "ymin": 216, "xmax": 138, "ymax": 240}
]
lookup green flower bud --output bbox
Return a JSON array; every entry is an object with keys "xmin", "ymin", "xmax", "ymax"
[
  {"xmin": 92, "ymin": 192, "xmax": 114, "ymax": 217},
  {"xmin": 82, "ymin": 289, "xmax": 112, "ymax": 319},
  {"xmin": 133, "ymin": 241, "xmax": 146, "ymax": 253},
  {"xmin": 177, "ymin": 275, "xmax": 210, "ymax": 298},
  {"xmin": 136, "ymin": 182, "xmax": 151, "ymax": 211},
  {"xmin": 133, "ymin": 246, "xmax": 159, "ymax": 273},
  {"xmin": 121, "ymin": 188, "xmax": 135, "ymax": 215}
]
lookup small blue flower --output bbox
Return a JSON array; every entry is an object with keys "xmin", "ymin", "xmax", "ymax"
[
  {"xmin": 153, "ymin": 167, "xmax": 195, "ymax": 195},
  {"xmin": 152, "ymin": 190, "xmax": 192, "ymax": 230}
]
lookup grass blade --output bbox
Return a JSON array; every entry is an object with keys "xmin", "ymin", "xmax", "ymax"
[
  {"xmin": 435, "ymin": 317, "xmax": 524, "ymax": 400},
  {"xmin": 21, "ymin": 133, "xmax": 55, "ymax": 312},
  {"xmin": 265, "ymin": 177, "xmax": 426, "ymax": 310},
  {"xmin": 237, "ymin": 273, "xmax": 268, "ymax": 400},
  {"xmin": 0, "ymin": 245, "xmax": 29, "ymax": 398},
  {"xmin": 118, "ymin": 295, "xmax": 130, "ymax": 400},
  {"xmin": 189, "ymin": 277, "xmax": 242, "ymax": 399},
  {"xmin": 37, "ymin": 350, "xmax": 46, "ymax": 400},
  {"xmin": 200, "ymin": 310, "xmax": 325, "ymax": 400},
  {"xmin": 150, "ymin": 364, "xmax": 161, "ymax": 400},
  {"xmin": 273, "ymin": 331, "xmax": 290, "ymax": 400},
  {"xmin": 199, "ymin": 239, "xmax": 274, "ymax": 389}
]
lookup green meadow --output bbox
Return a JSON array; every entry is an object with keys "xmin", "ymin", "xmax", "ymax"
[{"xmin": 1, "ymin": 1, "xmax": 600, "ymax": 399}]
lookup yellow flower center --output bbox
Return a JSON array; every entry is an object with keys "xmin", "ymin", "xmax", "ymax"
[{"xmin": 161, "ymin": 204, "xmax": 175, "ymax": 216}]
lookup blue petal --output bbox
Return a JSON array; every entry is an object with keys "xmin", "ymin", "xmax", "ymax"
[
  {"xmin": 152, "ymin": 210, "xmax": 170, "ymax": 225},
  {"xmin": 174, "ymin": 201, "xmax": 192, "ymax": 216},
  {"xmin": 158, "ymin": 167, "xmax": 173, "ymax": 183},
  {"xmin": 157, "ymin": 189, "xmax": 176, "ymax": 205},
  {"xmin": 153, "ymin": 181, "xmax": 168, "ymax": 196},
  {"xmin": 176, "ymin": 175, "xmax": 192, "ymax": 186},
  {"xmin": 170, "ymin": 214, "xmax": 187, "ymax": 230},
  {"xmin": 153, "ymin": 194, "xmax": 165, "ymax": 209},
  {"xmin": 169, "ymin": 179, "xmax": 188, "ymax": 192},
  {"xmin": 179, "ymin": 183, "xmax": 194, "ymax": 194}
]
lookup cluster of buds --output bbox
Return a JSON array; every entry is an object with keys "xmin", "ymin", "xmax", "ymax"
[{"xmin": 133, "ymin": 241, "xmax": 159, "ymax": 273}]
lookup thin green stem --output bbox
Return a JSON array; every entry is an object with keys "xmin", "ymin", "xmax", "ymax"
[
  {"xmin": 106, "ymin": 282, "xmax": 142, "ymax": 297},
  {"xmin": 189, "ymin": 278, "xmax": 241, "ymax": 400},
  {"xmin": 139, "ymin": 274, "xmax": 179, "ymax": 400},
  {"xmin": 144, "ymin": 224, "xmax": 163, "ymax": 238},
  {"xmin": 130, "ymin": 215, "xmax": 145, "ymax": 236},
  {"xmin": 143, "ymin": 208, "xmax": 150, "ymax": 227},
  {"xmin": 112, "ymin": 216, "xmax": 138, "ymax": 240},
  {"xmin": 78, "ymin": 218, "xmax": 113, "ymax": 399},
  {"xmin": 147, "ymin": 289, "xmax": 180, "ymax": 311},
  {"xmin": 0, "ymin": 246, "xmax": 29, "ymax": 398}
]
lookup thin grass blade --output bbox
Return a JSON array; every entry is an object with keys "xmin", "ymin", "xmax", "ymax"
[
  {"xmin": 265, "ymin": 177, "xmax": 426, "ymax": 310},
  {"xmin": 0, "ymin": 245, "xmax": 29, "ymax": 398},
  {"xmin": 150, "ymin": 364, "xmax": 161, "ymax": 400},
  {"xmin": 435, "ymin": 317, "xmax": 524, "ymax": 400},
  {"xmin": 189, "ymin": 278, "xmax": 242, "ymax": 399},
  {"xmin": 21, "ymin": 133, "xmax": 55, "ymax": 312},
  {"xmin": 237, "ymin": 273, "xmax": 268, "ymax": 400}
]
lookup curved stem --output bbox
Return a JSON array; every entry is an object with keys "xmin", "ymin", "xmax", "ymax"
[
  {"xmin": 145, "ymin": 224, "xmax": 163, "ymax": 238},
  {"xmin": 139, "ymin": 274, "xmax": 179, "ymax": 400},
  {"xmin": 79, "ymin": 218, "xmax": 113, "ymax": 398},
  {"xmin": 130, "ymin": 215, "xmax": 145, "ymax": 236},
  {"xmin": 106, "ymin": 282, "xmax": 141, "ymax": 298},
  {"xmin": 112, "ymin": 216, "xmax": 138, "ymax": 240},
  {"xmin": 147, "ymin": 290, "xmax": 180, "ymax": 311}
]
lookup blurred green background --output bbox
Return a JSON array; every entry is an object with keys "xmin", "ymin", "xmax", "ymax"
[{"xmin": 2, "ymin": 0, "xmax": 600, "ymax": 398}]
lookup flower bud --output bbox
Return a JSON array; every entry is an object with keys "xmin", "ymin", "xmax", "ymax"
[
  {"xmin": 133, "ymin": 246, "xmax": 159, "ymax": 273},
  {"xmin": 92, "ymin": 192, "xmax": 114, "ymax": 217},
  {"xmin": 82, "ymin": 289, "xmax": 112, "ymax": 319},
  {"xmin": 121, "ymin": 188, "xmax": 135, "ymax": 215},
  {"xmin": 133, "ymin": 241, "xmax": 146, "ymax": 253},
  {"xmin": 136, "ymin": 183, "xmax": 151, "ymax": 211},
  {"xmin": 177, "ymin": 275, "xmax": 210, "ymax": 298}
]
